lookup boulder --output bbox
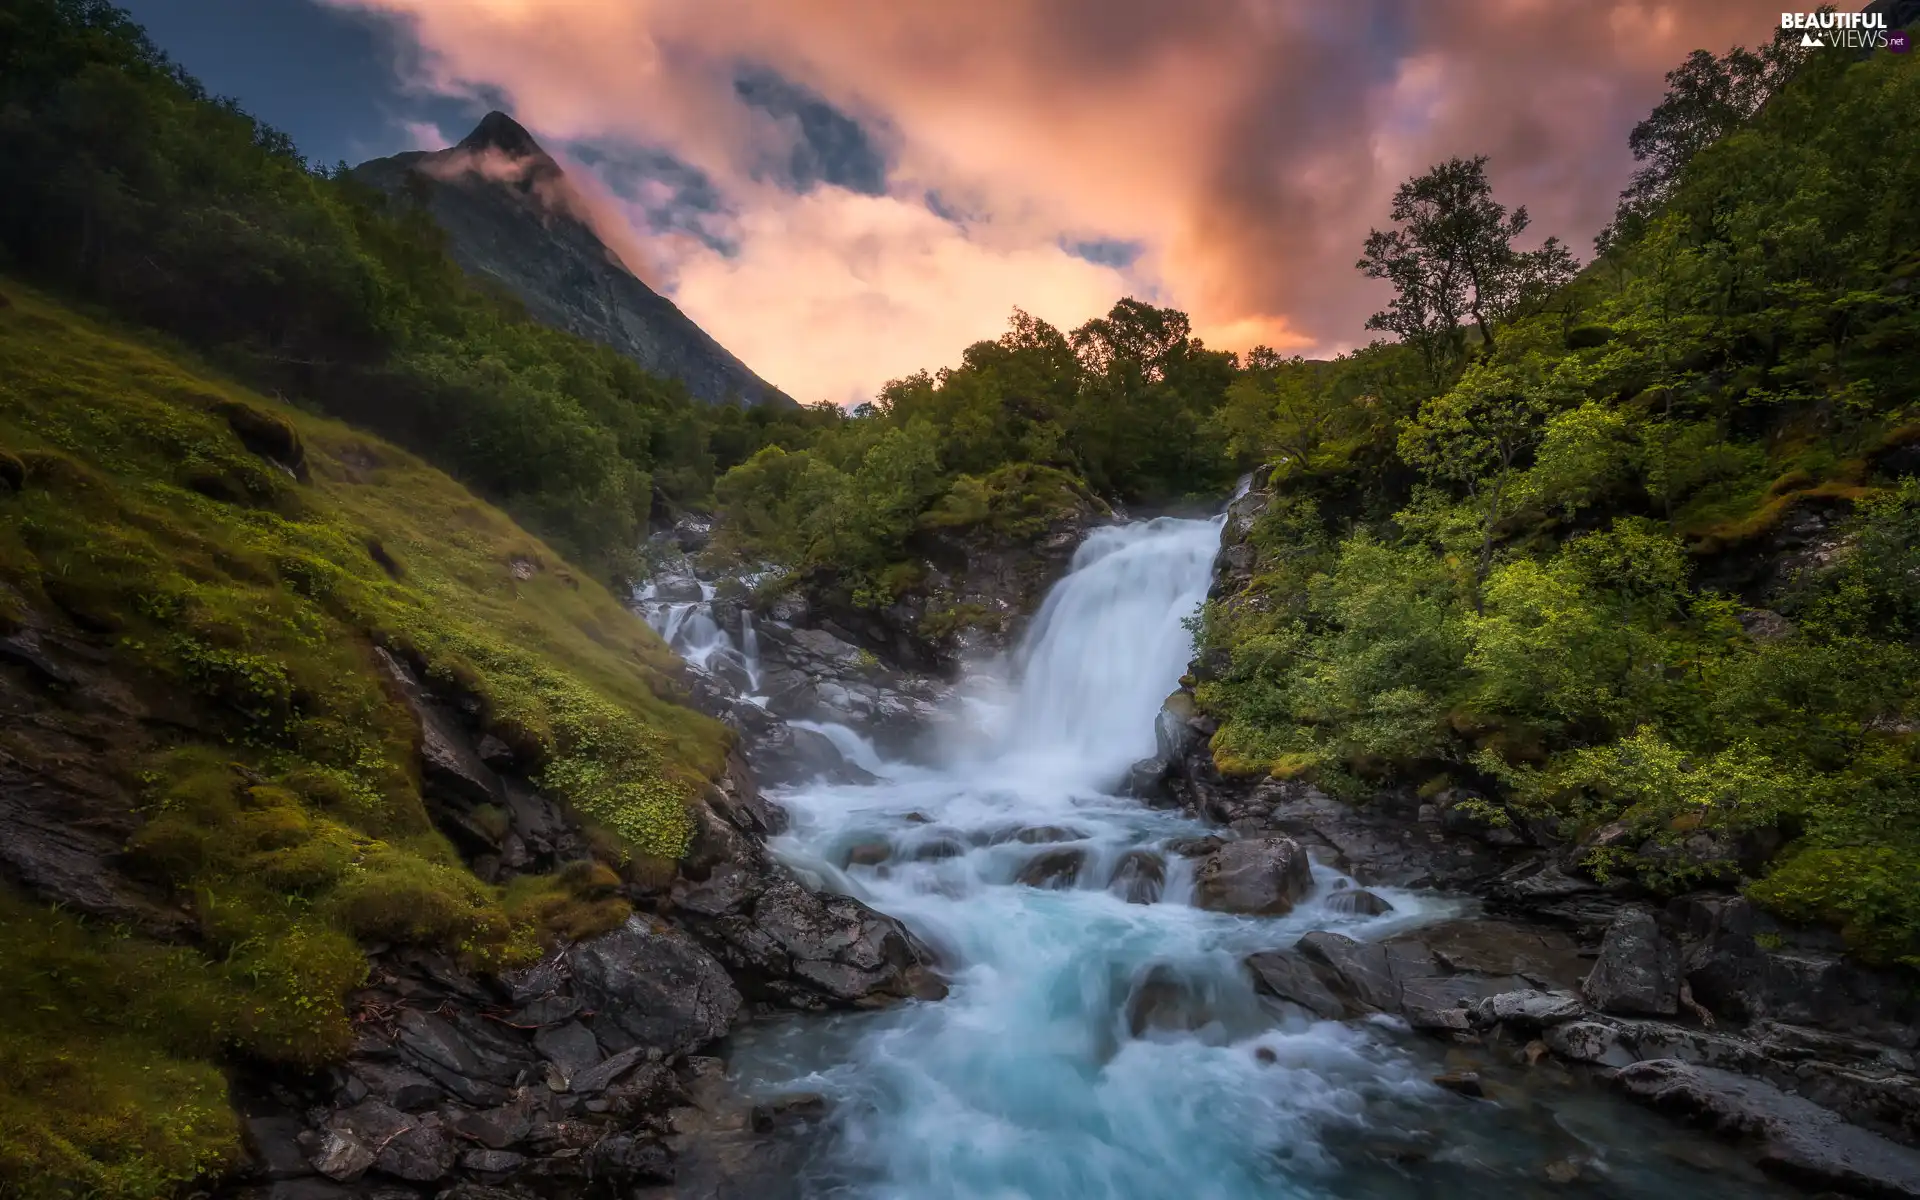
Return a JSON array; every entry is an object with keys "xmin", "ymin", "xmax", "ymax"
[
  {"xmin": 1192, "ymin": 837, "xmax": 1314, "ymax": 915},
  {"xmin": 1614, "ymin": 1059, "xmax": 1920, "ymax": 1197},
  {"xmin": 1244, "ymin": 949, "xmax": 1355, "ymax": 1020},
  {"xmin": 676, "ymin": 871, "xmax": 947, "ymax": 1009},
  {"xmin": 1294, "ymin": 931, "xmax": 1403, "ymax": 1012},
  {"xmin": 1323, "ymin": 887, "xmax": 1393, "ymax": 917},
  {"xmin": 1124, "ymin": 964, "xmax": 1221, "ymax": 1037},
  {"xmin": 1125, "ymin": 755, "xmax": 1171, "ymax": 800},
  {"xmin": 1107, "ymin": 850, "xmax": 1166, "ymax": 904},
  {"xmin": 1470, "ymin": 989, "xmax": 1586, "ymax": 1030},
  {"xmin": 566, "ymin": 916, "xmax": 742, "ymax": 1057},
  {"xmin": 1015, "ymin": 848, "xmax": 1087, "ymax": 890},
  {"xmin": 1584, "ymin": 908, "xmax": 1681, "ymax": 1017}
]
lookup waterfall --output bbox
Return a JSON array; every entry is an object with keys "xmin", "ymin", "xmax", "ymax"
[
  {"xmin": 714, "ymin": 515, "xmax": 1761, "ymax": 1199},
  {"xmin": 995, "ymin": 516, "xmax": 1221, "ymax": 785}
]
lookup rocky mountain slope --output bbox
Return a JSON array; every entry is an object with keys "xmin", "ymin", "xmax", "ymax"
[{"xmin": 354, "ymin": 112, "xmax": 792, "ymax": 408}]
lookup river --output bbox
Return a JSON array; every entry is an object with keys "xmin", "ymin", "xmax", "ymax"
[{"xmin": 655, "ymin": 516, "xmax": 1789, "ymax": 1199}]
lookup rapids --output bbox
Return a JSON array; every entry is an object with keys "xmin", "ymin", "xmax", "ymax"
[{"xmin": 694, "ymin": 516, "xmax": 1786, "ymax": 1199}]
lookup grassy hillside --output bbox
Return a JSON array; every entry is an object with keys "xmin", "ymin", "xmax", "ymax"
[
  {"xmin": 1195, "ymin": 39, "xmax": 1920, "ymax": 965},
  {"xmin": 0, "ymin": 280, "xmax": 728, "ymax": 1197}
]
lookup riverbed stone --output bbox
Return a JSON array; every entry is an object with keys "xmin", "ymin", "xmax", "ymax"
[
  {"xmin": 1193, "ymin": 836, "xmax": 1314, "ymax": 915},
  {"xmin": 1016, "ymin": 848, "xmax": 1087, "ymax": 890},
  {"xmin": 1323, "ymin": 887, "xmax": 1393, "ymax": 917},
  {"xmin": 1108, "ymin": 850, "xmax": 1167, "ymax": 904},
  {"xmin": 567, "ymin": 916, "xmax": 742, "ymax": 1057},
  {"xmin": 1584, "ymin": 908, "xmax": 1681, "ymax": 1017},
  {"xmin": 1244, "ymin": 948, "xmax": 1354, "ymax": 1020},
  {"xmin": 1613, "ymin": 1059, "xmax": 1920, "ymax": 1196}
]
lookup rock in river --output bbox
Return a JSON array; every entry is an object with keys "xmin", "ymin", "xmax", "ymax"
[{"xmin": 1193, "ymin": 836, "xmax": 1313, "ymax": 915}]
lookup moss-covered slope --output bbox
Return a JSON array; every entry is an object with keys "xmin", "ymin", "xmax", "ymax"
[{"xmin": 0, "ymin": 280, "xmax": 728, "ymax": 1197}]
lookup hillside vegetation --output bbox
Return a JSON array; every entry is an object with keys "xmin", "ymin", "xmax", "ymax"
[
  {"xmin": 0, "ymin": 0, "xmax": 833, "ymax": 582},
  {"xmin": 1194, "ymin": 35, "xmax": 1920, "ymax": 964},
  {"xmin": 0, "ymin": 281, "xmax": 727, "ymax": 1196}
]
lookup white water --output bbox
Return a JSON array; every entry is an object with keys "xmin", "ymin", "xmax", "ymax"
[
  {"xmin": 635, "ymin": 578, "xmax": 762, "ymax": 692},
  {"xmin": 725, "ymin": 517, "xmax": 1786, "ymax": 1200}
]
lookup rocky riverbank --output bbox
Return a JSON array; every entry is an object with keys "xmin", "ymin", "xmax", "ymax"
[
  {"xmin": 1130, "ymin": 485, "xmax": 1920, "ymax": 1198},
  {"xmin": 212, "ymin": 647, "xmax": 942, "ymax": 1200}
]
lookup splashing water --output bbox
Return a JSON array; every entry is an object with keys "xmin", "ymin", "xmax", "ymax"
[{"xmin": 727, "ymin": 517, "xmax": 1786, "ymax": 1200}]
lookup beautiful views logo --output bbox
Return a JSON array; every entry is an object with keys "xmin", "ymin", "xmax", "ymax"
[{"xmin": 1781, "ymin": 10, "xmax": 1892, "ymax": 49}]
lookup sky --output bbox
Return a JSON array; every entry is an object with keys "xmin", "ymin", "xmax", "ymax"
[{"xmin": 120, "ymin": 0, "xmax": 1790, "ymax": 406}]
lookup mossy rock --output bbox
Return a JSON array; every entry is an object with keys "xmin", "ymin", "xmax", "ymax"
[{"xmin": 211, "ymin": 398, "xmax": 308, "ymax": 480}]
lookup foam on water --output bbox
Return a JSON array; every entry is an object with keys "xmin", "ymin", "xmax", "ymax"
[{"xmin": 727, "ymin": 517, "xmax": 1786, "ymax": 1200}]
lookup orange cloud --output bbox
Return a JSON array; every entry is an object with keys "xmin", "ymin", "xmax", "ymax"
[{"xmin": 322, "ymin": 0, "xmax": 1786, "ymax": 401}]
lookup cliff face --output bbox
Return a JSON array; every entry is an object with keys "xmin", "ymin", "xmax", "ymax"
[{"xmin": 354, "ymin": 113, "xmax": 793, "ymax": 408}]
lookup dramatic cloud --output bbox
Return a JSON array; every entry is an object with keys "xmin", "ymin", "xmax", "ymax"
[{"xmin": 323, "ymin": 0, "xmax": 1785, "ymax": 403}]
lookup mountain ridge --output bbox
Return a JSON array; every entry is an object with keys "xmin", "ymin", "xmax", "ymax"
[{"xmin": 355, "ymin": 112, "xmax": 794, "ymax": 408}]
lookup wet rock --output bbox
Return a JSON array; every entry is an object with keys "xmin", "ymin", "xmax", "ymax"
[
  {"xmin": 1678, "ymin": 897, "xmax": 1919, "ymax": 1049},
  {"xmin": 347, "ymin": 1062, "xmax": 442, "ymax": 1112},
  {"xmin": 1584, "ymin": 908, "xmax": 1681, "ymax": 1017},
  {"xmin": 1107, "ymin": 850, "xmax": 1166, "ymax": 904},
  {"xmin": 377, "ymin": 1117, "xmax": 456, "ymax": 1182},
  {"xmin": 1544, "ymin": 1020, "xmax": 1636, "ymax": 1068},
  {"xmin": 677, "ymin": 871, "xmax": 947, "ymax": 1009},
  {"xmin": 303, "ymin": 1130, "xmax": 375, "ymax": 1183},
  {"xmin": 1125, "ymin": 755, "xmax": 1171, "ymax": 800},
  {"xmin": 446, "ymin": 1102, "xmax": 533, "ymax": 1151},
  {"xmin": 1245, "ymin": 949, "xmax": 1355, "ymax": 1020},
  {"xmin": 1015, "ymin": 848, "xmax": 1088, "ymax": 890},
  {"xmin": 842, "ymin": 840, "xmax": 892, "ymax": 868},
  {"xmin": 1432, "ymin": 1071, "xmax": 1484, "ymax": 1098},
  {"xmin": 1294, "ymin": 931, "xmax": 1403, "ymax": 1012},
  {"xmin": 1166, "ymin": 835, "xmax": 1224, "ymax": 859},
  {"xmin": 1415, "ymin": 919, "xmax": 1588, "ymax": 989},
  {"xmin": 991, "ymin": 825, "xmax": 1088, "ymax": 845},
  {"xmin": 460, "ymin": 1149, "xmax": 527, "ymax": 1176},
  {"xmin": 531, "ymin": 1021, "xmax": 602, "ymax": 1079},
  {"xmin": 744, "ymin": 722, "xmax": 869, "ymax": 788},
  {"xmin": 1400, "ymin": 975, "xmax": 1529, "ymax": 1032},
  {"xmin": 1613, "ymin": 1059, "xmax": 1920, "ymax": 1197},
  {"xmin": 1125, "ymin": 964, "xmax": 1220, "ymax": 1037},
  {"xmin": 908, "ymin": 836, "xmax": 968, "ymax": 861},
  {"xmin": 652, "ymin": 574, "xmax": 705, "ymax": 603},
  {"xmin": 571, "ymin": 1045, "xmax": 649, "ymax": 1094},
  {"xmin": 1471, "ymin": 989, "xmax": 1586, "ymax": 1030},
  {"xmin": 1323, "ymin": 888, "xmax": 1393, "ymax": 917},
  {"xmin": 566, "ymin": 916, "xmax": 742, "ymax": 1057},
  {"xmin": 1192, "ymin": 836, "xmax": 1313, "ymax": 915}
]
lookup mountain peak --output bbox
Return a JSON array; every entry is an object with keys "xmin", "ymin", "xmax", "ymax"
[{"xmin": 457, "ymin": 111, "xmax": 548, "ymax": 162}]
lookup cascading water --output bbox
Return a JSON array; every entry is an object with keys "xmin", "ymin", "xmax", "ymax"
[
  {"xmin": 993, "ymin": 517, "xmax": 1221, "ymax": 785},
  {"xmin": 724, "ymin": 517, "xmax": 1786, "ymax": 1200},
  {"xmin": 636, "ymin": 579, "xmax": 763, "ymax": 693}
]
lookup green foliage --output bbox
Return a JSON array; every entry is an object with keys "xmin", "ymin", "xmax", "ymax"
[
  {"xmin": 0, "ymin": 891, "xmax": 240, "ymax": 1200},
  {"xmin": 711, "ymin": 302, "xmax": 1233, "ymax": 600},
  {"xmin": 1199, "ymin": 37, "xmax": 1920, "ymax": 961},
  {"xmin": 503, "ymin": 859, "xmax": 633, "ymax": 948}
]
